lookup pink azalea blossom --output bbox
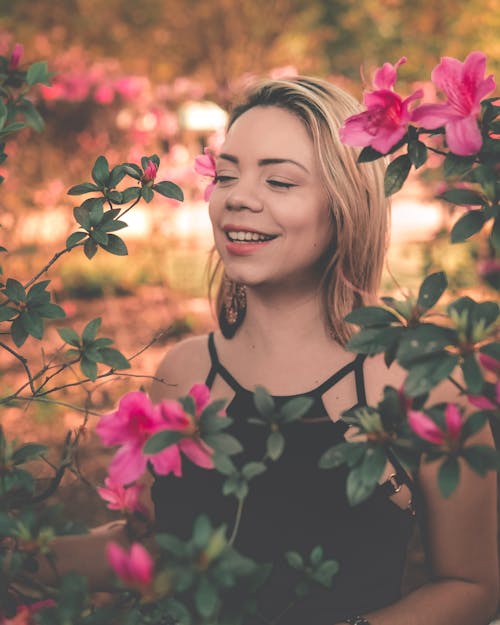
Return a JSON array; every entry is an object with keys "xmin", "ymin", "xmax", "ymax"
[
  {"xmin": 479, "ymin": 353, "xmax": 500, "ymax": 376},
  {"xmin": 408, "ymin": 403, "xmax": 463, "ymax": 445},
  {"xmin": 96, "ymin": 391, "xmax": 180, "ymax": 484},
  {"xmin": 190, "ymin": 383, "xmax": 211, "ymax": 414},
  {"xmin": 194, "ymin": 148, "xmax": 217, "ymax": 200},
  {"xmin": 340, "ymin": 57, "xmax": 422, "ymax": 154},
  {"xmin": 97, "ymin": 476, "xmax": 144, "ymax": 514},
  {"xmin": 106, "ymin": 541, "xmax": 153, "ymax": 588},
  {"xmin": 142, "ymin": 160, "xmax": 157, "ymax": 183},
  {"xmin": 412, "ymin": 51, "xmax": 496, "ymax": 156},
  {"xmin": 8, "ymin": 43, "xmax": 23, "ymax": 71}
]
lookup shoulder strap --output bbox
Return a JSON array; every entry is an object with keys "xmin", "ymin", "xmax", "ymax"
[
  {"xmin": 205, "ymin": 332, "xmax": 245, "ymax": 392},
  {"xmin": 315, "ymin": 353, "xmax": 367, "ymax": 398}
]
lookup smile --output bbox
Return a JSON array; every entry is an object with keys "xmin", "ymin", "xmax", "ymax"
[{"xmin": 226, "ymin": 230, "xmax": 276, "ymax": 243}]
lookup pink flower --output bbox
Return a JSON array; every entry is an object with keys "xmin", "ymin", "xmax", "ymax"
[
  {"xmin": 412, "ymin": 51, "xmax": 496, "ymax": 156},
  {"xmin": 142, "ymin": 160, "xmax": 157, "ymax": 184},
  {"xmin": 194, "ymin": 148, "xmax": 217, "ymax": 200},
  {"xmin": 468, "ymin": 382, "xmax": 500, "ymax": 411},
  {"xmin": 408, "ymin": 403, "xmax": 463, "ymax": 445},
  {"xmin": 106, "ymin": 541, "xmax": 153, "ymax": 588},
  {"xmin": 96, "ymin": 391, "xmax": 178, "ymax": 485},
  {"xmin": 190, "ymin": 383, "xmax": 211, "ymax": 414},
  {"xmin": 340, "ymin": 58, "xmax": 423, "ymax": 154},
  {"xmin": 479, "ymin": 353, "xmax": 500, "ymax": 375},
  {"xmin": 97, "ymin": 477, "xmax": 144, "ymax": 514},
  {"xmin": 8, "ymin": 43, "xmax": 23, "ymax": 71},
  {"xmin": 94, "ymin": 83, "xmax": 115, "ymax": 105}
]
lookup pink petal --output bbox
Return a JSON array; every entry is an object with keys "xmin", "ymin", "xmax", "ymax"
[
  {"xmin": 194, "ymin": 149, "xmax": 216, "ymax": 177},
  {"xmin": 108, "ymin": 444, "xmax": 147, "ymax": 485},
  {"xmin": 189, "ymin": 383, "xmax": 211, "ymax": 414},
  {"xmin": 149, "ymin": 444, "xmax": 182, "ymax": 477},
  {"xmin": 95, "ymin": 410, "xmax": 128, "ymax": 446},
  {"xmin": 444, "ymin": 403, "xmax": 462, "ymax": 440},
  {"xmin": 204, "ymin": 180, "xmax": 216, "ymax": 201},
  {"xmin": 467, "ymin": 394, "xmax": 496, "ymax": 410},
  {"xmin": 373, "ymin": 57, "xmax": 406, "ymax": 90},
  {"xmin": 106, "ymin": 541, "xmax": 129, "ymax": 579},
  {"xmin": 9, "ymin": 43, "xmax": 24, "ymax": 70},
  {"xmin": 180, "ymin": 438, "xmax": 214, "ymax": 469},
  {"xmin": 158, "ymin": 400, "xmax": 191, "ymax": 430},
  {"xmin": 408, "ymin": 410, "xmax": 445, "ymax": 444},
  {"xmin": 479, "ymin": 353, "xmax": 500, "ymax": 375},
  {"xmin": 370, "ymin": 125, "xmax": 408, "ymax": 154},
  {"xmin": 129, "ymin": 543, "xmax": 153, "ymax": 585},
  {"xmin": 412, "ymin": 102, "xmax": 453, "ymax": 128},
  {"xmin": 444, "ymin": 116, "xmax": 483, "ymax": 156}
]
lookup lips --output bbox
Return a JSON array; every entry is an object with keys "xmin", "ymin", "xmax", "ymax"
[{"xmin": 222, "ymin": 225, "xmax": 278, "ymax": 256}]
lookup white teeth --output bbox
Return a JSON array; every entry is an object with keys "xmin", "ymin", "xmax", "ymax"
[{"xmin": 227, "ymin": 230, "xmax": 274, "ymax": 242}]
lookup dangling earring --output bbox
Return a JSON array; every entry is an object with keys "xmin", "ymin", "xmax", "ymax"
[{"xmin": 219, "ymin": 278, "xmax": 246, "ymax": 338}]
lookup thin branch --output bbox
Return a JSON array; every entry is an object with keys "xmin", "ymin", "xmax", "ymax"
[
  {"xmin": 0, "ymin": 341, "xmax": 35, "ymax": 393},
  {"xmin": 23, "ymin": 245, "xmax": 80, "ymax": 290}
]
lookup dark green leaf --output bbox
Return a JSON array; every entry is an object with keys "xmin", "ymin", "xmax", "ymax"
[
  {"xmin": 20, "ymin": 310, "xmax": 43, "ymax": 339},
  {"xmin": 122, "ymin": 186, "xmax": 141, "ymax": 202},
  {"xmin": 408, "ymin": 141, "xmax": 427, "ymax": 169},
  {"xmin": 318, "ymin": 441, "xmax": 351, "ymax": 469},
  {"xmin": 450, "ymin": 210, "xmax": 486, "ymax": 243},
  {"xmin": 346, "ymin": 465, "xmax": 376, "ymax": 505},
  {"xmin": 357, "ymin": 146, "xmax": 384, "ymax": 163},
  {"xmin": 74, "ymin": 206, "xmax": 91, "ymax": 230},
  {"xmin": 461, "ymin": 354, "xmax": 483, "ymax": 395},
  {"xmin": 213, "ymin": 453, "xmax": 236, "ymax": 475},
  {"xmin": 313, "ymin": 559, "xmax": 339, "ymax": 587},
  {"xmin": 67, "ymin": 182, "xmax": 100, "ymax": 195},
  {"xmin": 461, "ymin": 411, "xmax": 488, "ymax": 440},
  {"xmin": 443, "ymin": 154, "xmax": 475, "ymax": 177},
  {"xmin": 0, "ymin": 306, "xmax": 17, "ymax": 321},
  {"xmin": 193, "ymin": 514, "xmax": 212, "ymax": 548},
  {"xmin": 57, "ymin": 327, "xmax": 80, "ymax": 347},
  {"xmin": 417, "ymin": 271, "xmax": 447, "ymax": 310},
  {"xmin": 99, "ymin": 347, "xmax": 130, "ymax": 370},
  {"xmin": 242, "ymin": 462, "xmax": 266, "ymax": 480},
  {"xmin": 480, "ymin": 342, "xmax": 500, "ymax": 361},
  {"xmin": 279, "ymin": 396, "xmax": 314, "ymax": 422},
  {"xmin": 155, "ymin": 532, "xmax": 187, "ymax": 557},
  {"xmin": 26, "ymin": 61, "xmax": 51, "ymax": 87},
  {"xmin": 91, "ymin": 155, "xmax": 110, "ymax": 187},
  {"xmin": 37, "ymin": 302, "xmax": 65, "ymax": 320},
  {"xmin": 18, "ymin": 98, "xmax": 45, "ymax": 132},
  {"xmin": 142, "ymin": 186, "xmax": 154, "ymax": 203},
  {"xmin": 437, "ymin": 456, "xmax": 460, "ymax": 498},
  {"xmin": 347, "ymin": 326, "xmax": 405, "ymax": 355},
  {"xmin": 153, "ymin": 181, "xmax": 184, "ymax": 202},
  {"xmin": 195, "ymin": 577, "xmax": 218, "ymax": 618},
  {"xmin": 360, "ymin": 446, "xmax": 386, "ymax": 485},
  {"xmin": 10, "ymin": 317, "xmax": 28, "ymax": 346},
  {"xmin": 100, "ymin": 219, "xmax": 127, "ymax": 233},
  {"xmin": 100, "ymin": 233, "xmax": 128, "ymax": 256},
  {"xmin": 57, "ymin": 572, "xmax": 88, "ymax": 622},
  {"xmin": 396, "ymin": 324, "xmax": 457, "ymax": 367},
  {"xmin": 491, "ymin": 217, "xmax": 500, "ymax": 253},
  {"xmin": 286, "ymin": 551, "xmax": 304, "ymax": 569},
  {"xmin": 310, "ymin": 545, "xmax": 323, "ymax": 566},
  {"xmin": 90, "ymin": 228, "xmax": 108, "ymax": 246},
  {"xmin": 267, "ymin": 431, "xmax": 285, "ymax": 460},
  {"xmin": 345, "ymin": 306, "xmax": 401, "ymax": 327},
  {"xmin": 12, "ymin": 443, "xmax": 47, "ymax": 465},
  {"xmin": 109, "ymin": 165, "xmax": 127, "ymax": 188},
  {"xmin": 404, "ymin": 352, "xmax": 459, "ymax": 396},
  {"xmin": 82, "ymin": 317, "xmax": 101, "ymax": 343},
  {"xmin": 143, "ymin": 429, "xmax": 184, "ymax": 455},
  {"xmin": 123, "ymin": 163, "xmax": 142, "ymax": 180},
  {"xmin": 253, "ymin": 386, "xmax": 275, "ymax": 419},
  {"xmin": 439, "ymin": 188, "xmax": 484, "ymax": 206},
  {"xmin": 462, "ymin": 445, "xmax": 500, "ymax": 476},
  {"xmin": 204, "ymin": 433, "xmax": 243, "ymax": 456},
  {"xmin": 4, "ymin": 278, "xmax": 26, "ymax": 303},
  {"xmin": 384, "ymin": 154, "xmax": 412, "ymax": 197},
  {"xmin": 66, "ymin": 231, "xmax": 87, "ymax": 248}
]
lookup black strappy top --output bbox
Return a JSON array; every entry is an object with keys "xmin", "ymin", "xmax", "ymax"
[{"xmin": 152, "ymin": 333, "xmax": 415, "ymax": 624}]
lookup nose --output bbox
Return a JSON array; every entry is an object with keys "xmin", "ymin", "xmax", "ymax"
[{"xmin": 224, "ymin": 180, "xmax": 263, "ymax": 213}]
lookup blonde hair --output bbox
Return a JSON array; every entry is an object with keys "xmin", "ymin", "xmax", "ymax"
[{"xmin": 210, "ymin": 76, "xmax": 389, "ymax": 345}]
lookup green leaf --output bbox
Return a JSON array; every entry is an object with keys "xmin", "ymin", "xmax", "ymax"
[
  {"xmin": 195, "ymin": 577, "xmax": 218, "ymax": 619},
  {"xmin": 346, "ymin": 465, "xmax": 375, "ymax": 505},
  {"xmin": 142, "ymin": 186, "xmax": 154, "ymax": 203},
  {"xmin": 361, "ymin": 446, "xmax": 386, "ymax": 485},
  {"xmin": 437, "ymin": 456, "xmax": 460, "ymax": 498},
  {"xmin": 155, "ymin": 533, "xmax": 187, "ymax": 557},
  {"xmin": 18, "ymin": 98, "xmax": 45, "ymax": 132},
  {"xmin": 193, "ymin": 514, "xmax": 212, "ymax": 548},
  {"xmin": 204, "ymin": 433, "xmax": 243, "ymax": 456},
  {"xmin": 80, "ymin": 356, "xmax": 98, "ymax": 380},
  {"xmin": 480, "ymin": 342, "xmax": 500, "ymax": 361},
  {"xmin": 253, "ymin": 386, "xmax": 276, "ymax": 419},
  {"xmin": 100, "ymin": 233, "xmax": 128, "ymax": 255},
  {"xmin": 37, "ymin": 302, "xmax": 66, "ymax": 319},
  {"xmin": 450, "ymin": 210, "xmax": 486, "ymax": 243},
  {"xmin": 66, "ymin": 231, "xmax": 87, "ymax": 248},
  {"xmin": 4, "ymin": 278, "xmax": 26, "ymax": 303},
  {"xmin": 213, "ymin": 453, "xmax": 236, "ymax": 475},
  {"xmin": 242, "ymin": 462, "xmax": 266, "ymax": 480},
  {"xmin": 491, "ymin": 217, "xmax": 500, "ymax": 253},
  {"xmin": 407, "ymin": 140, "xmax": 427, "ymax": 169},
  {"xmin": 82, "ymin": 317, "xmax": 101, "ymax": 343},
  {"xmin": 279, "ymin": 396, "xmax": 314, "ymax": 422},
  {"xmin": 26, "ymin": 61, "xmax": 51, "ymax": 87},
  {"xmin": 74, "ymin": 206, "xmax": 91, "ymax": 230},
  {"xmin": 318, "ymin": 441, "xmax": 351, "ymax": 469},
  {"xmin": 285, "ymin": 551, "xmax": 304, "ymax": 570},
  {"xmin": 396, "ymin": 324, "xmax": 457, "ymax": 367},
  {"xmin": 20, "ymin": 310, "xmax": 43, "ymax": 339},
  {"xmin": 109, "ymin": 165, "xmax": 127, "ymax": 188},
  {"xmin": 122, "ymin": 186, "xmax": 141, "ymax": 202},
  {"xmin": 310, "ymin": 545, "xmax": 323, "ymax": 566},
  {"xmin": 266, "ymin": 431, "xmax": 285, "ymax": 461},
  {"xmin": 153, "ymin": 181, "xmax": 184, "ymax": 202},
  {"xmin": 313, "ymin": 559, "xmax": 339, "ymax": 588},
  {"xmin": 384, "ymin": 154, "xmax": 412, "ymax": 197},
  {"xmin": 0, "ymin": 306, "xmax": 17, "ymax": 321},
  {"xmin": 443, "ymin": 154, "xmax": 475, "ymax": 177},
  {"xmin": 57, "ymin": 572, "xmax": 88, "ymax": 623},
  {"xmin": 99, "ymin": 347, "xmax": 130, "ymax": 370},
  {"xmin": 439, "ymin": 188, "xmax": 484, "ymax": 206},
  {"xmin": 90, "ymin": 228, "xmax": 109, "ymax": 246},
  {"xmin": 91, "ymin": 155, "xmax": 110, "ymax": 187},
  {"xmin": 462, "ymin": 445, "xmax": 500, "ymax": 476},
  {"xmin": 347, "ymin": 326, "xmax": 404, "ymax": 355},
  {"xmin": 404, "ymin": 352, "xmax": 459, "ymax": 396},
  {"xmin": 12, "ymin": 443, "xmax": 47, "ymax": 465},
  {"xmin": 345, "ymin": 306, "xmax": 400, "ymax": 327},
  {"xmin": 0, "ymin": 121, "xmax": 26, "ymax": 137},
  {"xmin": 10, "ymin": 317, "xmax": 28, "ymax": 347},
  {"xmin": 461, "ymin": 354, "xmax": 483, "ymax": 395},
  {"xmin": 417, "ymin": 271, "xmax": 447, "ymax": 310},
  {"xmin": 123, "ymin": 163, "xmax": 142, "ymax": 180},
  {"xmin": 67, "ymin": 182, "xmax": 100, "ymax": 195},
  {"xmin": 357, "ymin": 146, "xmax": 384, "ymax": 163},
  {"xmin": 57, "ymin": 327, "xmax": 80, "ymax": 347}
]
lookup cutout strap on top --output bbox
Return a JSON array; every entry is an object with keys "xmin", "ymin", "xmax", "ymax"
[{"xmin": 205, "ymin": 332, "xmax": 367, "ymax": 400}]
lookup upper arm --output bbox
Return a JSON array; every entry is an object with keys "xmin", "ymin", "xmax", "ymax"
[{"xmin": 149, "ymin": 334, "xmax": 211, "ymax": 403}]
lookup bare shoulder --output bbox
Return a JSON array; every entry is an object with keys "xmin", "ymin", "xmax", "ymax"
[
  {"xmin": 362, "ymin": 353, "xmax": 406, "ymax": 405},
  {"xmin": 150, "ymin": 334, "xmax": 211, "ymax": 402}
]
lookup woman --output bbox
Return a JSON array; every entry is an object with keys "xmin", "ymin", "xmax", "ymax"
[{"xmin": 150, "ymin": 77, "xmax": 499, "ymax": 624}]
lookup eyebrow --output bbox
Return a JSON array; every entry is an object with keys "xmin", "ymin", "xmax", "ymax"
[{"xmin": 218, "ymin": 153, "xmax": 309, "ymax": 173}]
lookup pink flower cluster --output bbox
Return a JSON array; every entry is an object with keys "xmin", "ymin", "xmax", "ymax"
[
  {"xmin": 194, "ymin": 148, "xmax": 217, "ymax": 201},
  {"xmin": 340, "ymin": 52, "xmax": 496, "ymax": 156},
  {"xmin": 96, "ymin": 384, "xmax": 216, "ymax": 485},
  {"xmin": 408, "ymin": 403, "xmax": 462, "ymax": 445}
]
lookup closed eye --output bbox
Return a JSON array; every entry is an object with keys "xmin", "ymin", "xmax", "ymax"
[
  {"xmin": 214, "ymin": 175, "xmax": 237, "ymax": 184},
  {"xmin": 268, "ymin": 179, "xmax": 297, "ymax": 189}
]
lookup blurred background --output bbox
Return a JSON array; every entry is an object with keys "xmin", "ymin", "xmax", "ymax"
[{"xmin": 0, "ymin": 0, "xmax": 499, "ymax": 531}]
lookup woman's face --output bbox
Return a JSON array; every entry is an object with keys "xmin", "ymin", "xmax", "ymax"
[{"xmin": 209, "ymin": 105, "xmax": 333, "ymax": 291}]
